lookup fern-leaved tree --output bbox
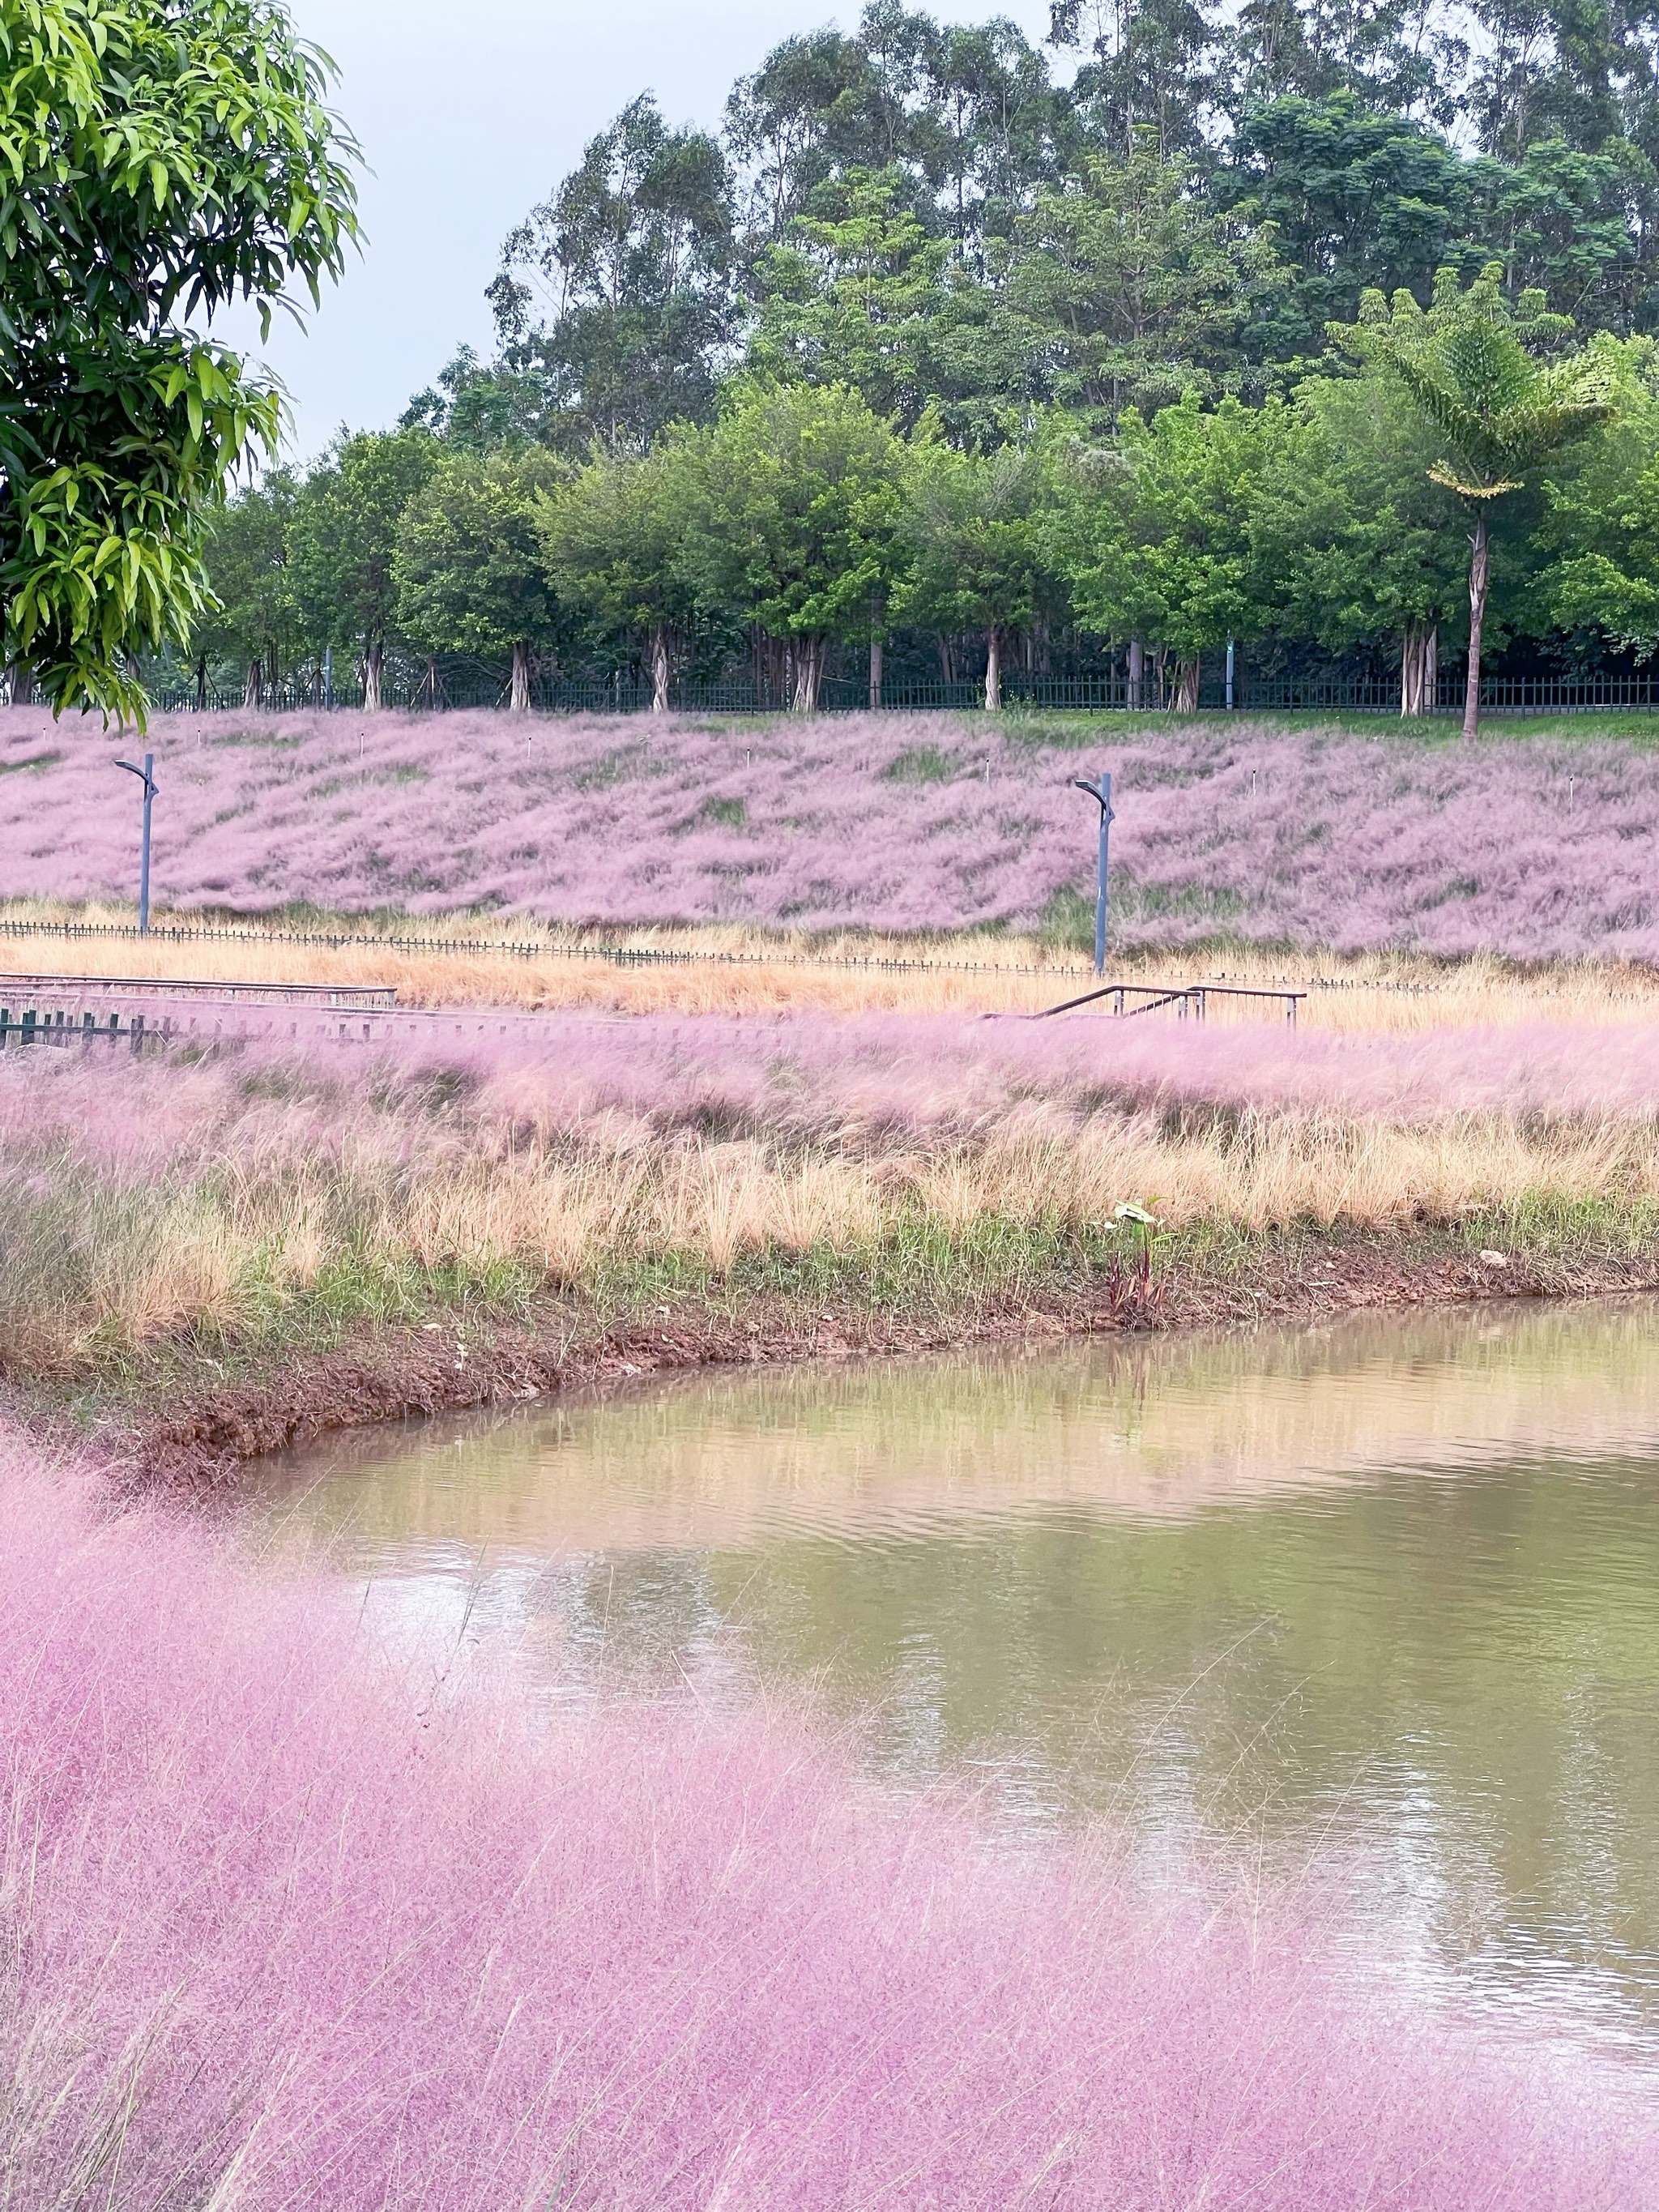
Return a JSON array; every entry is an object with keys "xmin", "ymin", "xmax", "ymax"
[{"xmin": 1336, "ymin": 264, "xmax": 1615, "ymax": 737}]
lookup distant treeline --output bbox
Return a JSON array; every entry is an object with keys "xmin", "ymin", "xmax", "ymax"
[{"xmin": 181, "ymin": 0, "xmax": 1659, "ymax": 711}]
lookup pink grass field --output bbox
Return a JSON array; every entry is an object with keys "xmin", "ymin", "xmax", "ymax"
[
  {"xmin": 2, "ymin": 704, "xmax": 1654, "ymax": 955},
  {"xmin": 11, "ymin": 1001, "xmax": 1659, "ymax": 1164},
  {"xmin": 1, "ymin": 1430, "xmax": 1653, "ymax": 2210}
]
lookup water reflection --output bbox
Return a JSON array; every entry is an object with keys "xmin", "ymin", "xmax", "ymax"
[{"xmin": 255, "ymin": 1299, "xmax": 1659, "ymax": 2039}]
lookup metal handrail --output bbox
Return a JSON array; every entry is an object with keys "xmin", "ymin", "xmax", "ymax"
[
  {"xmin": 0, "ymin": 971, "xmax": 396, "ymax": 1008},
  {"xmin": 1033, "ymin": 979, "xmax": 1306, "ymax": 1026}
]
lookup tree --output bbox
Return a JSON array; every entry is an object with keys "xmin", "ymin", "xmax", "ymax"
[
  {"xmin": 0, "ymin": 0, "xmax": 358, "ymax": 720},
  {"xmin": 900, "ymin": 433, "xmax": 1049, "ymax": 708},
  {"xmin": 1059, "ymin": 391, "xmax": 1290, "ymax": 709},
  {"xmin": 394, "ymin": 447, "xmax": 567, "ymax": 713},
  {"xmin": 489, "ymin": 95, "xmax": 735, "ymax": 455},
  {"xmin": 195, "ymin": 472, "xmax": 301, "ymax": 707},
  {"xmin": 689, "ymin": 381, "xmax": 905, "ymax": 712},
  {"xmin": 1528, "ymin": 336, "xmax": 1659, "ymax": 660},
  {"xmin": 400, "ymin": 346, "xmax": 552, "ymax": 453},
  {"xmin": 1338, "ymin": 262, "xmax": 1615, "ymax": 736},
  {"xmin": 998, "ymin": 135, "xmax": 1286, "ymax": 420},
  {"xmin": 725, "ymin": 23, "xmax": 914, "ymax": 245},
  {"xmin": 287, "ymin": 429, "xmax": 438, "ymax": 709},
  {"xmin": 1250, "ymin": 372, "xmax": 1467, "ymax": 712},
  {"xmin": 749, "ymin": 168, "xmax": 949, "ymax": 424},
  {"xmin": 1216, "ymin": 95, "xmax": 1481, "ymax": 349},
  {"xmin": 536, "ymin": 434, "xmax": 706, "ymax": 713},
  {"xmin": 1049, "ymin": 0, "xmax": 1226, "ymax": 160},
  {"xmin": 1225, "ymin": 0, "xmax": 1469, "ymax": 122}
]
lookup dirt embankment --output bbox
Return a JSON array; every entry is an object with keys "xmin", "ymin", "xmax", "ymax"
[{"xmin": 91, "ymin": 1232, "xmax": 1659, "ymax": 1494}]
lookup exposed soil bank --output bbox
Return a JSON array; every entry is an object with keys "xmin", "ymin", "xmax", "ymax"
[{"xmin": 61, "ymin": 1227, "xmax": 1659, "ymax": 1494}]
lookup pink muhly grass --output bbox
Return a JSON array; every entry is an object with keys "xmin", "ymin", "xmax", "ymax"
[
  {"xmin": 3, "ymin": 703, "xmax": 1657, "ymax": 957},
  {"xmin": 8, "ymin": 1003, "xmax": 1659, "ymax": 1163},
  {"xmin": 0, "ymin": 1432, "xmax": 1652, "ymax": 2210}
]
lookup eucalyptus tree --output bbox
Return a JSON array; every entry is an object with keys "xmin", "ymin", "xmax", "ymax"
[
  {"xmin": 488, "ymin": 96, "xmax": 736, "ymax": 455},
  {"xmin": 0, "ymin": 0, "xmax": 359, "ymax": 720},
  {"xmin": 1339, "ymin": 263, "xmax": 1615, "ymax": 737}
]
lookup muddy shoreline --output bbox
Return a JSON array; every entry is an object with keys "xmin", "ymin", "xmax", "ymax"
[{"xmin": 54, "ymin": 1230, "xmax": 1652, "ymax": 1494}]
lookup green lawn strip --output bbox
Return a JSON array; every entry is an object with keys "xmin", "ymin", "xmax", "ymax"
[{"xmin": 22, "ymin": 1200, "xmax": 1659, "ymax": 1444}]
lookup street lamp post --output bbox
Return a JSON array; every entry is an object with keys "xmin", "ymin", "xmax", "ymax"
[
  {"xmin": 115, "ymin": 752, "xmax": 159, "ymax": 933},
  {"xmin": 1070, "ymin": 770, "xmax": 1115, "ymax": 976}
]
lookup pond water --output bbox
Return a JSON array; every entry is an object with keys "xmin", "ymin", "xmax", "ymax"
[{"xmin": 256, "ymin": 1298, "xmax": 1659, "ymax": 2052}]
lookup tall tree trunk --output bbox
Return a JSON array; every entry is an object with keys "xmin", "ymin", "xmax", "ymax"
[
  {"xmin": 1127, "ymin": 637, "xmax": 1143, "ymax": 711},
  {"xmin": 868, "ymin": 630, "xmax": 883, "ymax": 711},
  {"xmin": 510, "ymin": 640, "xmax": 531, "ymax": 716},
  {"xmin": 6, "ymin": 660, "xmax": 31, "ymax": 707},
  {"xmin": 424, "ymin": 655, "xmax": 439, "ymax": 709},
  {"xmin": 1462, "ymin": 515, "xmax": 1488, "ymax": 741},
  {"xmin": 983, "ymin": 625, "xmax": 1002, "ymax": 712},
  {"xmin": 1401, "ymin": 622, "xmax": 1442, "ymax": 716},
  {"xmin": 243, "ymin": 657, "xmax": 262, "ymax": 710},
  {"xmin": 649, "ymin": 624, "xmax": 671, "ymax": 715},
  {"xmin": 936, "ymin": 634, "xmax": 956, "ymax": 685},
  {"xmin": 1173, "ymin": 653, "xmax": 1200, "ymax": 713},
  {"xmin": 195, "ymin": 655, "xmax": 207, "ymax": 710},
  {"xmin": 1400, "ymin": 623, "xmax": 1426, "ymax": 717},
  {"xmin": 364, "ymin": 643, "xmax": 384, "ymax": 714},
  {"xmin": 791, "ymin": 634, "xmax": 825, "ymax": 715}
]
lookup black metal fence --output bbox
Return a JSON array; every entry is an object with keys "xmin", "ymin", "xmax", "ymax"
[
  {"xmin": 0, "ymin": 1006, "xmax": 163, "ymax": 1051},
  {"xmin": 139, "ymin": 664, "xmax": 1659, "ymax": 720}
]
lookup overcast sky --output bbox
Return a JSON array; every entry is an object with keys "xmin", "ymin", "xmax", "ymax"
[{"xmin": 220, "ymin": 0, "xmax": 1056, "ymax": 459}]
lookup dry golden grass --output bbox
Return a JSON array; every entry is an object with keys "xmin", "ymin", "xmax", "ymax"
[
  {"xmin": 6, "ymin": 896, "xmax": 1659, "ymax": 1368},
  {"xmin": 2, "ymin": 896, "xmax": 1658, "ymax": 1031},
  {"xmin": 11, "ymin": 1078, "xmax": 1659, "ymax": 1366}
]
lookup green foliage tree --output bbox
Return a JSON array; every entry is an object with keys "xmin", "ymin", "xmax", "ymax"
[
  {"xmin": 999, "ymin": 136, "xmax": 1286, "ymax": 420},
  {"xmin": 1059, "ymin": 390, "xmax": 1290, "ymax": 709},
  {"xmin": 536, "ymin": 434, "xmax": 706, "ymax": 713},
  {"xmin": 1218, "ymin": 95, "xmax": 1481, "ymax": 349},
  {"xmin": 1049, "ymin": 0, "xmax": 1224, "ymax": 160},
  {"xmin": 194, "ymin": 473, "xmax": 301, "ymax": 707},
  {"xmin": 749, "ymin": 169, "xmax": 950, "ymax": 424},
  {"xmin": 900, "ymin": 433, "xmax": 1049, "ymax": 707},
  {"xmin": 400, "ymin": 345, "xmax": 552, "ymax": 453},
  {"xmin": 1528, "ymin": 338, "xmax": 1659, "ymax": 661},
  {"xmin": 689, "ymin": 381, "xmax": 906, "ymax": 712},
  {"xmin": 1250, "ymin": 372, "xmax": 1466, "ymax": 711},
  {"xmin": 488, "ymin": 95, "xmax": 735, "ymax": 455},
  {"xmin": 0, "ymin": 0, "xmax": 358, "ymax": 720},
  {"xmin": 1338, "ymin": 263, "xmax": 1616, "ymax": 736},
  {"xmin": 288, "ymin": 429, "xmax": 437, "ymax": 709},
  {"xmin": 394, "ymin": 447, "xmax": 567, "ymax": 713}
]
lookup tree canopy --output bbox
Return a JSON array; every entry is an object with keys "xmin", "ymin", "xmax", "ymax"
[
  {"xmin": 174, "ymin": 0, "xmax": 1659, "ymax": 722},
  {"xmin": 0, "ymin": 0, "xmax": 358, "ymax": 719}
]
